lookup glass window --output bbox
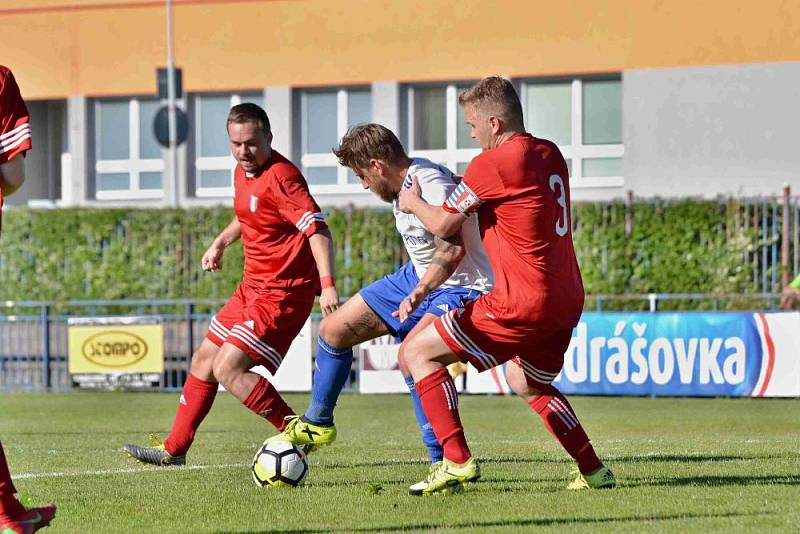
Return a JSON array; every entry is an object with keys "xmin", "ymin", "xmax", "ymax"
[
  {"xmin": 348, "ymin": 90, "xmax": 371, "ymax": 128},
  {"xmin": 525, "ymin": 83, "xmax": 571, "ymax": 146},
  {"xmin": 305, "ymin": 167, "xmax": 338, "ymax": 185},
  {"xmin": 199, "ymin": 169, "xmax": 232, "ymax": 189},
  {"xmin": 305, "ymin": 92, "xmax": 338, "ymax": 154},
  {"xmin": 97, "ymin": 172, "xmax": 130, "ymax": 191},
  {"xmin": 583, "ymin": 80, "xmax": 622, "ymax": 145},
  {"xmin": 407, "ymin": 83, "xmax": 480, "ymax": 177},
  {"xmin": 521, "ymin": 77, "xmax": 623, "ymax": 185},
  {"xmin": 98, "ymin": 101, "xmax": 129, "ymax": 160},
  {"xmin": 139, "ymin": 100, "xmax": 161, "ymax": 159},
  {"xmin": 199, "ymin": 95, "xmax": 233, "ymax": 157},
  {"xmin": 94, "ymin": 97, "xmax": 165, "ymax": 199},
  {"xmin": 413, "ymin": 87, "xmax": 446, "ymax": 150},
  {"xmin": 300, "ymin": 87, "xmax": 371, "ymax": 189},
  {"xmin": 139, "ymin": 171, "xmax": 162, "ymax": 190},
  {"xmin": 583, "ymin": 157, "xmax": 622, "ymax": 177}
]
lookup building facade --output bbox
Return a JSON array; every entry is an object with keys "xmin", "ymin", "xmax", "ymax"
[{"xmin": 4, "ymin": 0, "xmax": 800, "ymax": 208}]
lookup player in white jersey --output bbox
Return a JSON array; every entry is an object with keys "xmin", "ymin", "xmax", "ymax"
[{"xmin": 266, "ymin": 123, "xmax": 492, "ymax": 470}]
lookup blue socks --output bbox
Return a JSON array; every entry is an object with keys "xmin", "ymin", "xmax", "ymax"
[
  {"xmin": 304, "ymin": 337, "xmax": 353, "ymax": 425},
  {"xmin": 404, "ymin": 375, "xmax": 444, "ymax": 463}
]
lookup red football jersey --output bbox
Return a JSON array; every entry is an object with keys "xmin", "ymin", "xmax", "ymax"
[
  {"xmin": 444, "ymin": 133, "xmax": 584, "ymax": 330},
  {"xmin": 0, "ymin": 65, "xmax": 32, "ymax": 165},
  {"xmin": 233, "ymin": 150, "xmax": 327, "ymax": 290}
]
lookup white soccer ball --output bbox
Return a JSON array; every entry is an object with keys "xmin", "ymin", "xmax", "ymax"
[{"xmin": 252, "ymin": 440, "xmax": 309, "ymax": 487}]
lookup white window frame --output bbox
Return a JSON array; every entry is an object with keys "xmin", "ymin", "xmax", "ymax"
[
  {"xmin": 94, "ymin": 98, "xmax": 165, "ymax": 200},
  {"xmin": 522, "ymin": 78, "xmax": 624, "ymax": 188},
  {"xmin": 194, "ymin": 93, "xmax": 260, "ymax": 198},
  {"xmin": 407, "ymin": 84, "xmax": 480, "ymax": 174},
  {"xmin": 300, "ymin": 87, "xmax": 370, "ymax": 194}
]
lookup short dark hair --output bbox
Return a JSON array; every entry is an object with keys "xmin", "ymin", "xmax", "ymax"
[
  {"xmin": 227, "ymin": 103, "xmax": 271, "ymax": 135},
  {"xmin": 458, "ymin": 76, "xmax": 524, "ymax": 129},
  {"xmin": 333, "ymin": 123, "xmax": 407, "ymax": 170}
]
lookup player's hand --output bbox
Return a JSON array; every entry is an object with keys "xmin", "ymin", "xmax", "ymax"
[
  {"xmin": 392, "ymin": 284, "xmax": 427, "ymax": 322},
  {"xmin": 319, "ymin": 287, "xmax": 339, "ymax": 317},
  {"xmin": 201, "ymin": 242, "xmax": 225, "ymax": 272},
  {"xmin": 397, "ymin": 176, "xmax": 422, "ymax": 213}
]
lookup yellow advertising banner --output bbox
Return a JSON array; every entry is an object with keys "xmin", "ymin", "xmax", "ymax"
[{"xmin": 68, "ymin": 324, "xmax": 164, "ymax": 374}]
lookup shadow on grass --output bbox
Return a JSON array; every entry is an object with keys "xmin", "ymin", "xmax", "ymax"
[
  {"xmin": 606, "ymin": 452, "xmax": 800, "ymax": 464},
  {"xmin": 227, "ymin": 511, "xmax": 769, "ymax": 534},
  {"xmin": 320, "ymin": 451, "xmax": 800, "ymax": 470},
  {"xmin": 626, "ymin": 474, "xmax": 800, "ymax": 488}
]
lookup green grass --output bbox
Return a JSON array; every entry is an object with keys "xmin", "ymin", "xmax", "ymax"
[{"xmin": 2, "ymin": 392, "xmax": 799, "ymax": 533}]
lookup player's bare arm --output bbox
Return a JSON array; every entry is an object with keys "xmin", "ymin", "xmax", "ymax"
[
  {"xmin": 0, "ymin": 155, "xmax": 25, "ymax": 196},
  {"xmin": 202, "ymin": 216, "xmax": 241, "ymax": 272},
  {"xmin": 308, "ymin": 228, "xmax": 340, "ymax": 316},
  {"xmin": 397, "ymin": 176, "xmax": 467, "ymax": 238},
  {"xmin": 395, "ymin": 232, "xmax": 466, "ymax": 322}
]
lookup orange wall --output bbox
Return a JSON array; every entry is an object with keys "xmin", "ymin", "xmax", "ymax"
[{"xmin": 4, "ymin": 0, "xmax": 800, "ymax": 100}]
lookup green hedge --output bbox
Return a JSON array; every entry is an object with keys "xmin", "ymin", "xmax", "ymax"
[{"xmin": 0, "ymin": 200, "xmax": 769, "ymax": 304}]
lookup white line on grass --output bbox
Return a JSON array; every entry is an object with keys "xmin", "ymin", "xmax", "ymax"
[{"xmin": 15, "ymin": 462, "xmax": 249, "ymax": 480}]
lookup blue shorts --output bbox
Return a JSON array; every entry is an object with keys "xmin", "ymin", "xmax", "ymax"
[{"xmin": 359, "ymin": 262, "xmax": 482, "ymax": 341}]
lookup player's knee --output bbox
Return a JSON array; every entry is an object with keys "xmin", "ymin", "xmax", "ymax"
[
  {"xmin": 318, "ymin": 317, "xmax": 348, "ymax": 348},
  {"xmin": 397, "ymin": 343, "xmax": 411, "ymax": 375},
  {"xmin": 211, "ymin": 354, "xmax": 239, "ymax": 386},
  {"xmin": 523, "ymin": 383, "xmax": 555, "ymax": 402},
  {"xmin": 399, "ymin": 336, "xmax": 425, "ymax": 370}
]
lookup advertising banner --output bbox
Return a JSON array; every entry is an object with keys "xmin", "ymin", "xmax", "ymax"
[
  {"xmin": 554, "ymin": 311, "xmax": 799, "ymax": 397},
  {"xmin": 68, "ymin": 318, "xmax": 163, "ymax": 374},
  {"xmin": 465, "ymin": 311, "xmax": 800, "ymax": 397}
]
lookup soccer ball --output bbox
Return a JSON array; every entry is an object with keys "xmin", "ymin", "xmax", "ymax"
[{"xmin": 252, "ymin": 440, "xmax": 309, "ymax": 487}]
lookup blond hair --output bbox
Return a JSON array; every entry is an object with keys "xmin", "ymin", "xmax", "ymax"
[{"xmin": 458, "ymin": 76, "xmax": 524, "ymax": 130}]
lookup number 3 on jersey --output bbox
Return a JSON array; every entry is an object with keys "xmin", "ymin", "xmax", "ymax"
[{"xmin": 548, "ymin": 174, "xmax": 568, "ymax": 237}]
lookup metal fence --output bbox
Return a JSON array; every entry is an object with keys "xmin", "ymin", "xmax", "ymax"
[
  {"xmin": 0, "ymin": 300, "xmax": 225, "ymax": 392},
  {"xmin": 0, "ymin": 294, "xmax": 787, "ymax": 392}
]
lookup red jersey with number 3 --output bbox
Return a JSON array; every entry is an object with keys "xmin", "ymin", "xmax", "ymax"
[
  {"xmin": 234, "ymin": 150, "xmax": 327, "ymax": 291},
  {"xmin": 444, "ymin": 133, "xmax": 583, "ymax": 330}
]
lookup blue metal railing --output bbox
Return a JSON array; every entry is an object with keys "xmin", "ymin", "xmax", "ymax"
[{"xmin": 0, "ymin": 294, "xmax": 785, "ymax": 392}]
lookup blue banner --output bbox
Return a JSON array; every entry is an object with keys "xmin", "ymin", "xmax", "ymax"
[{"xmin": 553, "ymin": 312, "xmax": 764, "ymax": 396}]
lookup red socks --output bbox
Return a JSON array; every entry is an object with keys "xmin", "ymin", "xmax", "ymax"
[
  {"xmin": 163, "ymin": 373, "xmax": 218, "ymax": 456},
  {"xmin": 528, "ymin": 385, "xmax": 602, "ymax": 474},
  {"xmin": 243, "ymin": 376, "xmax": 294, "ymax": 431},
  {"xmin": 0, "ymin": 443, "xmax": 24, "ymax": 521},
  {"xmin": 416, "ymin": 368, "xmax": 471, "ymax": 464}
]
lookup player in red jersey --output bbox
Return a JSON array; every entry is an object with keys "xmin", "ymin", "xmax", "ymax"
[
  {"xmin": 0, "ymin": 64, "xmax": 32, "ymax": 236},
  {"xmin": 0, "ymin": 65, "xmax": 58, "ymax": 533},
  {"xmin": 123, "ymin": 103, "xmax": 339, "ymax": 466},
  {"xmin": 397, "ymin": 76, "xmax": 615, "ymax": 495}
]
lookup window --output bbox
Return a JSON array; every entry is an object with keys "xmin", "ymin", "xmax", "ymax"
[
  {"xmin": 407, "ymin": 83, "xmax": 480, "ymax": 175},
  {"xmin": 300, "ymin": 87, "xmax": 371, "ymax": 188},
  {"xmin": 94, "ymin": 98, "xmax": 164, "ymax": 199},
  {"xmin": 523, "ymin": 78, "xmax": 623, "ymax": 187},
  {"xmin": 193, "ymin": 92, "xmax": 264, "ymax": 197}
]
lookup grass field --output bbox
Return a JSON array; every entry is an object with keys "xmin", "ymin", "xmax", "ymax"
[{"xmin": 2, "ymin": 391, "xmax": 799, "ymax": 533}]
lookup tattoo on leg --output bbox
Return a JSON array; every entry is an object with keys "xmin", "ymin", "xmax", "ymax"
[{"xmin": 343, "ymin": 309, "xmax": 384, "ymax": 341}]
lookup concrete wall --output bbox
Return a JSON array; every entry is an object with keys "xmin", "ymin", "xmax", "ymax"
[
  {"xmin": 624, "ymin": 62, "xmax": 800, "ymax": 198},
  {"xmin": 6, "ymin": 0, "xmax": 800, "ymax": 99}
]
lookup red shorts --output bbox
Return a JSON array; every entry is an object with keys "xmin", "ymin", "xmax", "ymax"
[
  {"xmin": 434, "ymin": 296, "xmax": 573, "ymax": 388},
  {"xmin": 207, "ymin": 284, "xmax": 315, "ymax": 373}
]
